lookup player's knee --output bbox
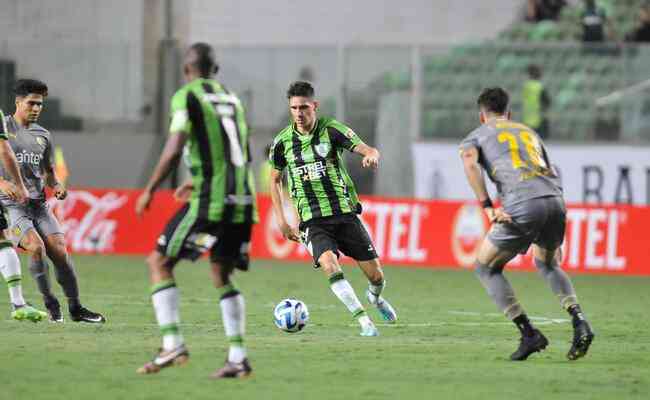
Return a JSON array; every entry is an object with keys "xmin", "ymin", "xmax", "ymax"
[
  {"xmin": 533, "ymin": 257, "xmax": 558, "ymax": 274},
  {"xmin": 318, "ymin": 251, "xmax": 339, "ymax": 274},
  {"xmin": 24, "ymin": 237, "xmax": 46, "ymax": 259},
  {"xmin": 365, "ymin": 261, "xmax": 384, "ymax": 283},
  {"xmin": 146, "ymin": 252, "xmax": 168, "ymax": 275},
  {"xmin": 474, "ymin": 262, "xmax": 501, "ymax": 279}
]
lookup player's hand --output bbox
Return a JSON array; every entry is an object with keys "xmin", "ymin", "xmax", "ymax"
[
  {"xmin": 485, "ymin": 207, "xmax": 512, "ymax": 224},
  {"xmin": 53, "ymin": 183, "xmax": 67, "ymax": 200},
  {"xmin": 361, "ymin": 151, "xmax": 379, "ymax": 170},
  {"xmin": 280, "ymin": 222, "xmax": 301, "ymax": 242},
  {"xmin": 135, "ymin": 190, "xmax": 153, "ymax": 217},
  {"xmin": 174, "ymin": 181, "xmax": 193, "ymax": 203},
  {"xmin": 0, "ymin": 179, "xmax": 20, "ymax": 202}
]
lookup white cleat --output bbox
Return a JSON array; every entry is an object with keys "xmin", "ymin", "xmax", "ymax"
[
  {"xmin": 360, "ymin": 322, "xmax": 379, "ymax": 337},
  {"xmin": 366, "ymin": 290, "xmax": 397, "ymax": 323}
]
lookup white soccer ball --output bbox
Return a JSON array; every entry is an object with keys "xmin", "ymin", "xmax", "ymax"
[{"xmin": 273, "ymin": 298, "xmax": 309, "ymax": 333}]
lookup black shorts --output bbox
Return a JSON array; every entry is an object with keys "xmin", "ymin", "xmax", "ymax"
[
  {"xmin": 157, "ymin": 204, "xmax": 252, "ymax": 268},
  {"xmin": 299, "ymin": 213, "xmax": 378, "ymax": 267}
]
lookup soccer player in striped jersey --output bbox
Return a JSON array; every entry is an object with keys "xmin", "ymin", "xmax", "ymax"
[
  {"xmin": 0, "ymin": 108, "xmax": 45, "ymax": 322},
  {"xmin": 135, "ymin": 43, "xmax": 257, "ymax": 378},
  {"xmin": 269, "ymin": 81, "xmax": 397, "ymax": 337}
]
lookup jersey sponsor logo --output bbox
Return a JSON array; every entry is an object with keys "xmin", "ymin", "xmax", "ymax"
[
  {"xmin": 314, "ymin": 143, "xmax": 330, "ymax": 158},
  {"xmin": 450, "ymin": 204, "xmax": 487, "ymax": 267},
  {"xmin": 15, "ymin": 150, "xmax": 42, "ymax": 166},
  {"xmin": 35, "ymin": 136, "xmax": 46, "ymax": 147},
  {"xmin": 225, "ymin": 194, "xmax": 255, "ymax": 205},
  {"xmin": 293, "ymin": 161, "xmax": 326, "ymax": 181},
  {"xmin": 344, "ymin": 128, "xmax": 355, "ymax": 139}
]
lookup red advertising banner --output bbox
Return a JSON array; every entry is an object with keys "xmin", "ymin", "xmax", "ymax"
[{"xmin": 50, "ymin": 189, "xmax": 650, "ymax": 276}]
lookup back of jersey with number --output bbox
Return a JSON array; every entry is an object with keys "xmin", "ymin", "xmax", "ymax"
[
  {"xmin": 169, "ymin": 78, "xmax": 257, "ymax": 224},
  {"xmin": 460, "ymin": 120, "xmax": 562, "ymax": 207}
]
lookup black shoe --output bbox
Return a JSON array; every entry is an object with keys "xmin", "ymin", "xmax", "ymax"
[
  {"xmin": 70, "ymin": 306, "xmax": 106, "ymax": 323},
  {"xmin": 567, "ymin": 320, "xmax": 595, "ymax": 361},
  {"xmin": 510, "ymin": 329, "xmax": 549, "ymax": 361},
  {"xmin": 45, "ymin": 298, "xmax": 64, "ymax": 323},
  {"xmin": 210, "ymin": 358, "xmax": 252, "ymax": 379}
]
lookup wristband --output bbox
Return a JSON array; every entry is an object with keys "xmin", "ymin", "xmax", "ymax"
[{"xmin": 480, "ymin": 198, "xmax": 493, "ymax": 209}]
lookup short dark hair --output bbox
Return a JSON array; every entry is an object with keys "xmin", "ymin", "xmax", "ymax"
[
  {"xmin": 14, "ymin": 79, "xmax": 48, "ymax": 98},
  {"xmin": 477, "ymin": 87, "xmax": 509, "ymax": 114},
  {"xmin": 286, "ymin": 81, "xmax": 315, "ymax": 99},
  {"xmin": 187, "ymin": 42, "xmax": 218, "ymax": 76},
  {"xmin": 527, "ymin": 64, "xmax": 542, "ymax": 79}
]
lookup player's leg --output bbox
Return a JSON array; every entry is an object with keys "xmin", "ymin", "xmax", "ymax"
[
  {"xmin": 17, "ymin": 225, "xmax": 63, "ymax": 321},
  {"xmin": 0, "ymin": 233, "xmax": 46, "ymax": 322},
  {"xmin": 475, "ymin": 224, "xmax": 548, "ymax": 361},
  {"xmin": 339, "ymin": 215, "xmax": 397, "ymax": 323},
  {"xmin": 533, "ymin": 196, "xmax": 594, "ymax": 360},
  {"xmin": 356, "ymin": 259, "xmax": 396, "ymax": 323},
  {"xmin": 319, "ymin": 249, "xmax": 377, "ymax": 336},
  {"xmin": 137, "ymin": 204, "xmax": 195, "ymax": 374},
  {"xmin": 137, "ymin": 250, "xmax": 189, "ymax": 374},
  {"xmin": 210, "ymin": 223, "xmax": 253, "ymax": 379},
  {"xmin": 41, "ymin": 233, "xmax": 104, "ymax": 323}
]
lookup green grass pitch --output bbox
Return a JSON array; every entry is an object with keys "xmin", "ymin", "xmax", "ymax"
[{"xmin": 1, "ymin": 255, "xmax": 649, "ymax": 400}]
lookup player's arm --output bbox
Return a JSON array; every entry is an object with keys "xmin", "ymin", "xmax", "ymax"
[
  {"xmin": 328, "ymin": 122, "xmax": 379, "ymax": 169},
  {"xmin": 41, "ymin": 139, "xmax": 67, "ymax": 200},
  {"xmin": 135, "ymin": 132, "xmax": 187, "ymax": 216},
  {"xmin": 0, "ymin": 140, "xmax": 28, "ymax": 203},
  {"xmin": 352, "ymin": 142, "xmax": 380, "ymax": 170},
  {"xmin": 0, "ymin": 110, "xmax": 27, "ymax": 203},
  {"xmin": 460, "ymin": 146, "xmax": 511, "ymax": 224},
  {"xmin": 269, "ymin": 168, "xmax": 300, "ymax": 242}
]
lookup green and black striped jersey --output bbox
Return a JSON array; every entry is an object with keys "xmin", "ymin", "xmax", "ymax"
[
  {"xmin": 169, "ymin": 78, "xmax": 258, "ymax": 224},
  {"xmin": 0, "ymin": 109, "xmax": 7, "ymax": 140},
  {"xmin": 270, "ymin": 116, "xmax": 362, "ymax": 223}
]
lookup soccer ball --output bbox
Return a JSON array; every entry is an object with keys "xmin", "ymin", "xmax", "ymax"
[{"xmin": 273, "ymin": 298, "xmax": 309, "ymax": 333}]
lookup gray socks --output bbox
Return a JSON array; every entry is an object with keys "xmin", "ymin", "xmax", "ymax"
[
  {"xmin": 475, "ymin": 263, "xmax": 523, "ymax": 320},
  {"xmin": 30, "ymin": 256, "xmax": 80, "ymax": 308},
  {"xmin": 534, "ymin": 258, "xmax": 578, "ymax": 310},
  {"xmin": 29, "ymin": 258, "xmax": 55, "ymax": 302}
]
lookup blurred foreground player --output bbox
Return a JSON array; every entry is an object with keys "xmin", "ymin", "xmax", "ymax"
[
  {"xmin": 2, "ymin": 80, "xmax": 104, "ymax": 323},
  {"xmin": 135, "ymin": 43, "xmax": 257, "ymax": 378},
  {"xmin": 459, "ymin": 87, "xmax": 594, "ymax": 361},
  {"xmin": 269, "ymin": 81, "xmax": 396, "ymax": 337}
]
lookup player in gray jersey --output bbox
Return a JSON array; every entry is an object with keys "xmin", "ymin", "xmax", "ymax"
[
  {"xmin": 460, "ymin": 87, "xmax": 594, "ymax": 361},
  {"xmin": 1, "ymin": 79, "xmax": 105, "ymax": 323}
]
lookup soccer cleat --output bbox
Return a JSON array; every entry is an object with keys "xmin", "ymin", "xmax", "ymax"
[
  {"xmin": 45, "ymin": 298, "xmax": 64, "ymax": 323},
  {"xmin": 210, "ymin": 358, "xmax": 253, "ymax": 379},
  {"xmin": 137, "ymin": 345, "xmax": 190, "ymax": 375},
  {"xmin": 366, "ymin": 290, "xmax": 397, "ymax": 323},
  {"xmin": 69, "ymin": 306, "xmax": 106, "ymax": 323},
  {"xmin": 567, "ymin": 320, "xmax": 595, "ymax": 361},
  {"xmin": 360, "ymin": 322, "xmax": 379, "ymax": 337},
  {"xmin": 11, "ymin": 304, "xmax": 47, "ymax": 323},
  {"xmin": 510, "ymin": 329, "xmax": 549, "ymax": 361}
]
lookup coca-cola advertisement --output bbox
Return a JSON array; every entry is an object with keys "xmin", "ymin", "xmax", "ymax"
[{"xmin": 52, "ymin": 189, "xmax": 650, "ymax": 276}]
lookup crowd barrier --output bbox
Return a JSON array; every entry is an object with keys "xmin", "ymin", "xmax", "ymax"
[{"xmin": 50, "ymin": 189, "xmax": 650, "ymax": 276}]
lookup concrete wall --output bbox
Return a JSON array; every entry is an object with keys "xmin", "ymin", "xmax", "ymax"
[
  {"xmin": 0, "ymin": 0, "xmax": 144, "ymax": 122},
  {"xmin": 184, "ymin": 0, "xmax": 521, "ymax": 45}
]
